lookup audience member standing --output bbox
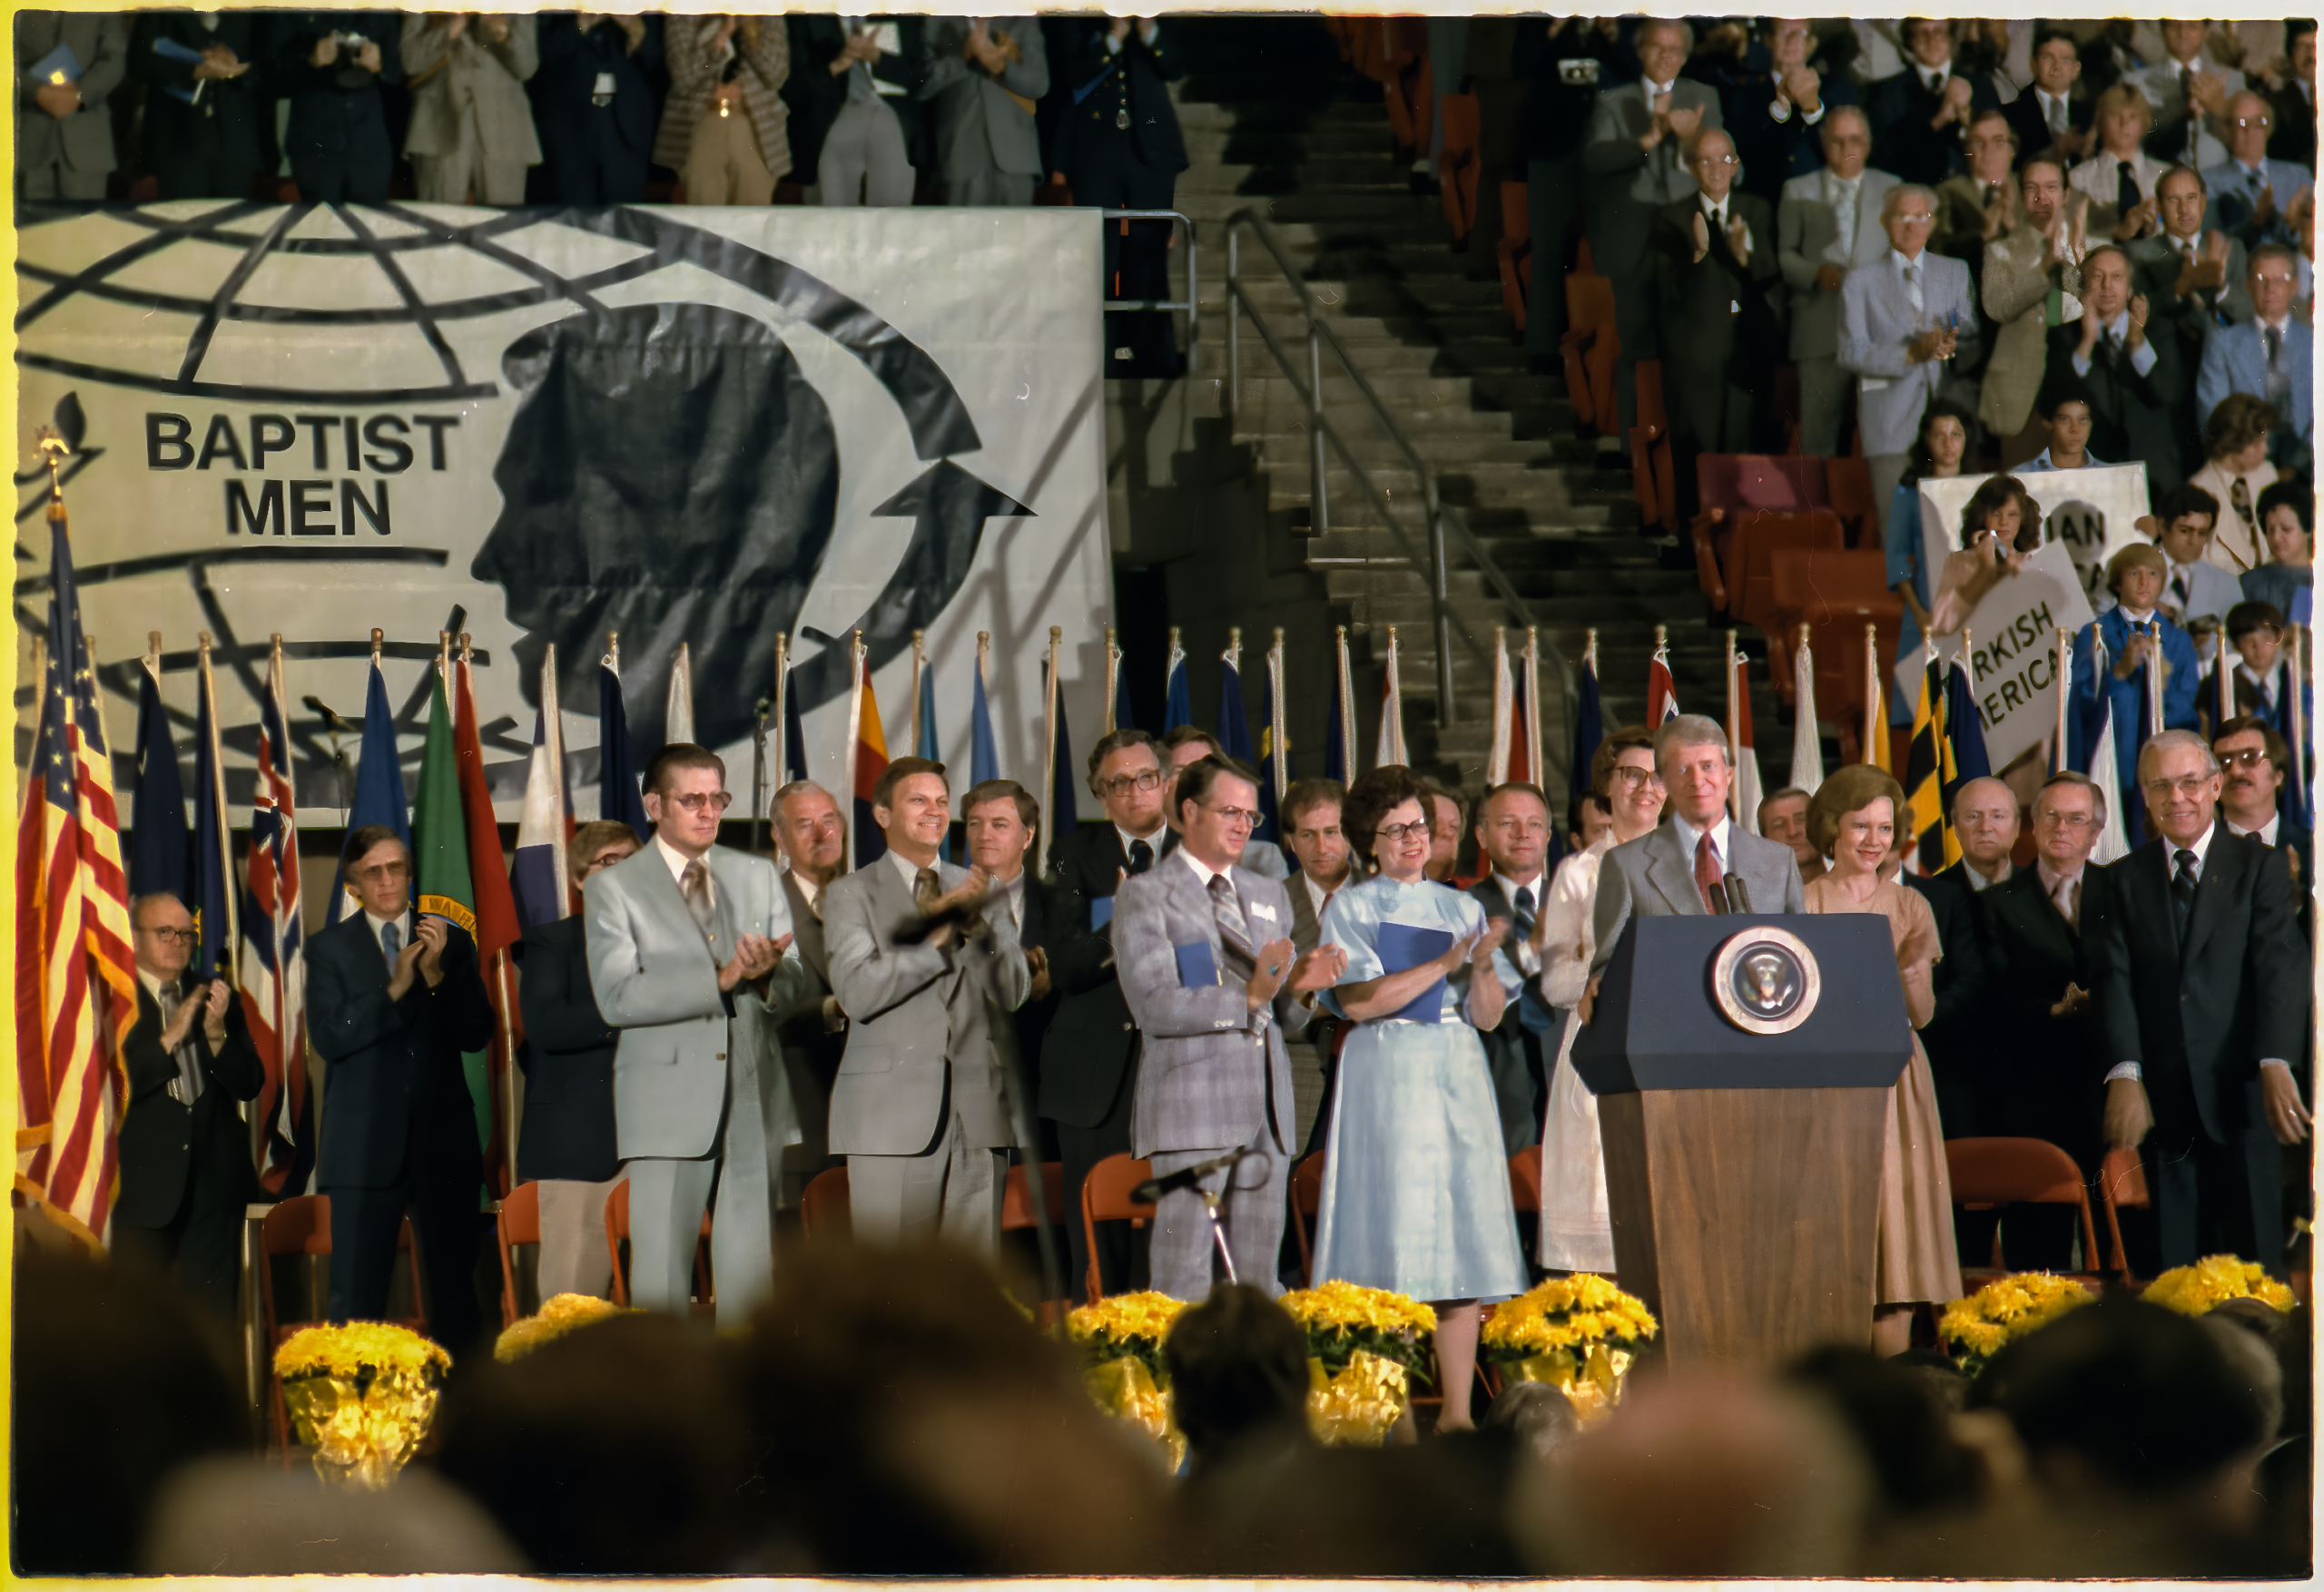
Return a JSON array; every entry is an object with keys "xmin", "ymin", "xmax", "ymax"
[
  {"xmin": 1049, "ymin": 16, "xmax": 1187, "ymax": 376},
  {"xmin": 2204, "ymin": 93, "xmax": 2309, "ymax": 254},
  {"xmin": 16, "ymin": 10, "xmax": 127, "ymax": 201},
  {"xmin": 824, "ymin": 758, "xmax": 1028, "ymax": 1253},
  {"xmin": 128, "ymin": 10, "xmax": 263, "ymax": 201},
  {"xmin": 1653, "ymin": 126, "xmax": 1781, "ymax": 516},
  {"xmin": 1979, "ymin": 159, "xmax": 2086, "ymax": 442},
  {"xmin": 2070, "ymin": 84, "xmax": 2167, "ymax": 241},
  {"xmin": 266, "ymin": 12, "xmax": 402, "ymax": 204},
  {"xmin": 2152, "ymin": 484, "xmax": 2240, "ymax": 648},
  {"xmin": 113, "ymin": 892, "xmax": 261, "ymax": 1327},
  {"xmin": 1906, "ymin": 776, "xmax": 2014, "ymax": 1134},
  {"xmin": 1757, "ymin": 786, "xmax": 1827, "ymax": 887},
  {"xmin": 1977, "ymin": 771, "xmax": 2114, "ymax": 1270},
  {"xmin": 1512, "ymin": 16, "xmax": 1626, "ymax": 373},
  {"xmin": 1311, "ymin": 766, "xmax": 1526, "ymax": 1432},
  {"xmin": 1779, "ymin": 108, "xmax": 1898, "ymax": 458},
  {"xmin": 2186, "ymin": 396, "xmax": 2279, "ymax": 578},
  {"xmin": 1582, "ymin": 17, "xmax": 1721, "ymax": 449},
  {"xmin": 1801, "ymin": 765, "xmax": 1960, "ymax": 1356},
  {"xmin": 2048, "ymin": 244, "xmax": 2187, "ymax": 492},
  {"xmin": 308, "ymin": 825, "xmax": 494, "ymax": 1358},
  {"xmin": 2265, "ymin": 25, "xmax": 2315, "ymax": 170},
  {"xmin": 961, "ymin": 778, "xmax": 1053, "ymax": 1093},
  {"xmin": 658, "ymin": 15, "xmax": 790, "ymax": 206},
  {"xmin": 1467, "ymin": 782, "xmax": 1560, "ymax": 1154},
  {"xmin": 2212, "ymin": 715, "xmax": 2311, "ymax": 925},
  {"xmin": 1115, "ymin": 756, "xmax": 1339, "ymax": 1301},
  {"xmin": 515, "ymin": 821, "xmax": 638, "ymax": 1302},
  {"xmin": 2092, "ymin": 730, "xmax": 2309, "ymax": 1271},
  {"xmin": 2240, "ymin": 479, "xmax": 2312, "ymax": 620},
  {"xmin": 1537, "ymin": 727, "xmax": 1662, "ymax": 1274},
  {"xmin": 1932, "ymin": 110, "xmax": 2024, "ymax": 280},
  {"xmin": 1865, "ymin": 19, "xmax": 1999, "ymax": 188},
  {"xmin": 919, "ymin": 17, "xmax": 1047, "ymax": 206},
  {"xmin": 2072, "ymin": 545, "xmax": 2201, "ymax": 846},
  {"xmin": 1040, "ymin": 728, "xmax": 1171, "ymax": 1301},
  {"xmin": 530, "ymin": 13, "xmax": 663, "ymax": 205},
  {"xmin": 1839, "ymin": 185, "xmax": 1979, "ymax": 545},
  {"xmin": 2135, "ymin": 167, "xmax": 2253, "ymax": 394},
  {"xmin": 769, "ymin": 781, "xmax": 848, "ymax": 1209},
  {"xmin": 2197, "ymin": 246, "xmax": 2312, "ymax": 470},
  {"xmin": 586, "ymin": 745, "xmax": 805, "ymax": 1326},
  {"xmin": 1728, "ymin": 18, "xmax": 1856, "ymax": 206},
  {"xmin": 2001, "ymin": 28, "xmax": 2093, "ymax": 169},
  {"xmin": 1279, "ymin": 778, "xmax": 1350, "ymax": 1158},
  {"xmin": 1886, "ymin": 401, "xmax": 1972, "ymax": 709},
  {"xmin": 401, "ymin": 13, "xmax": 540, "ymax": 205},
  {"xmin": 2133, "ymin": 21, "xmax": 2241, "ymax": 177}
]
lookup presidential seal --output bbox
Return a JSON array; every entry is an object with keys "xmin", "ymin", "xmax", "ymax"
[{"xmin": 1709, "ymin": 927, "xmax": 1820, "ymax": 1036}]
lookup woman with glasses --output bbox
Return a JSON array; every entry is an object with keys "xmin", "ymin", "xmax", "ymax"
[
  {"xmin": 1309, "ymin": 765, "xmax": 1528, "ymax": 1431},
  {"xmin": 1534, "ymin": 727, "xmax": 1664, "ymax": 1276}
]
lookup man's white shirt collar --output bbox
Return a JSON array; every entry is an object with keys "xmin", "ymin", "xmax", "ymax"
[
  {"xmin": 1115, "ymin": 821, "xmax": 1166, "ymax": 860},
  {"xmin": 2227, "ymin": 812, "xmax": 2281, "ymax": 846},
  {"xmin": 2165, "ymin": 821, "xmax": 2218, "ymax": 873},
  {"xmin": 1179, "ymin": 847, "xmax": 1234, "ymax": 888},
  {"xmin": 885, "ymin": 847, "xmax": 940, "ymax": 891},
  {"xmin": 1302, "ymin": 870, "xmax": 1337, "ymax": 918},
  {"xmin": 1492, "ymin": 869, "xmax": 1546, "ymax": 906},
  {"xmin": 790, "ymin": 869, "xmax": 824, "ymax": 913},
  {"xmin": 1670, "ymin": 811, "xmax": 1732, "ymax": 873},
  {"xmin": 1892, "ymin": 247, "xmax": 1926, "ymax": 271},
  {"xmin": 1644, "ymin": 76, "xmax": 1677, "ymax": 98},
  {"xmin": 364, "ymin": 907, "xmax": 414, "ymax": 955}
]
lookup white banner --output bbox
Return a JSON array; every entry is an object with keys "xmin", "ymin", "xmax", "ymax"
[
  {"xmin": 15, "ymin": 202, "xmax": 1113, "ymax": 822},
  {"xmin": 1915, "ymin": 467, "xmax": 2142, "ymax": 768}
]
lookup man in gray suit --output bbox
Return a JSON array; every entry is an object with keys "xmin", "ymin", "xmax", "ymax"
[
  {"xmin": 586, "ymin": 745, "xmax": 810, "ymax": 1327},
  {"xmin": 1777, "ymin": 108, "xmax": 1901, "ymax": 457},
  {"xmin": 1116, "ymin": 756, "xmax": 1345, "ymax": 1300},
  {"xmin": 918, "ymin": 16, "xmax": 1047, "ymax": 206},
  {"xmin": 824, "ymin": 756, "xmax": 1029, "ymax": 1251},
  {"xmin": 1582, "ymin": 17, "xmax": 1721, "ymax": 446},
  {"xmin": 770, "ymin": 779, "xmax": 849, "ymax": 1208},
  {"xmin": 15, "ymin": 11, "xmax": 128, "ymax": 200},
  {"xmin": 1840, "ymin": 184, "xmax": 1982, "ymax": 545},
  {"xmin": 1587, "ymin": 716, "xmax": 1808, "ymax": 999}
]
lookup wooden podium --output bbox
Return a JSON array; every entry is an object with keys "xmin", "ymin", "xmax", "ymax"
[{"xmin": 1569, "ymin": 915, "xmax": 1910, "ymax": 1371}]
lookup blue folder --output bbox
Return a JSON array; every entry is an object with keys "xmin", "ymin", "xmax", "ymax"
[
  {"xmin": 1374, "ymin": 922, "xmax": 1452, "ymax": 1024},
  {"xmin": 151, "ymin": 35, "xmax": 207, "ymax": 103},
  {"xmin": 1091, "ymin": 896, "xmax": 1113, "ymax": 931},
  {"xmin": 1174, "ymin": 939, "xmax": 1220, "ymax": 988},
  {"xmin": 30, "ymin": 43, "xmax": 83, "ymax": 85}
]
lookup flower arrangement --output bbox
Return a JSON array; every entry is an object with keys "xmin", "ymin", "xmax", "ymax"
[
  {"xmin": 495, "ymin": 1292, "xmax": 635, "ymax": 1363},
  {"xmin": 1937, "ymin": 1272, "xmax": 2096, "ymax": 1374},
  {"xmin": 1279, "ymin": 1282, "xmax": 1439, "ymax": 1446},
  {"xmin": 1480, "ymin": 1273, "xmax": 1657, "ymax": 1423},
  {"xmin": 273, "ymin": 1322, "xmax": 451, "ymax": 1489},
  {"xmin": 1068, "ymin": 1292, "xmax": 1192, "ymax": 1469},
  {"xmin": 2142, "ymin": 1254, "xmax": 2298, "ymax": 1318}
]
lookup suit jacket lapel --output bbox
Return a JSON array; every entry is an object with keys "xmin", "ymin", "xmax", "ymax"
[
  {"xmin": 1646, "ymin": 827, "xmax": 1703, "ymax": 916},
  {"xmin": 2181, "ymin": 835, "xmax": 2238, "ymax": 968}
]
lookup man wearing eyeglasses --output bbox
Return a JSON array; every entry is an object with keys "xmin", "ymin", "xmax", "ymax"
[
  {"xmin": 114, "ymin": 891, "xmax": 262, "ymax": 1327},
  {"xmin": 2201, "ymin": 92, "xmax": 2309, "ymax": 252},
  {"xmin": 2212, "ymin": 713, "xmax": 2312, "ymax": 938},
  {"xmin": 1974, "ymin": 771, "xmax": 2115, "ymax": 1271},
  {"xmin": 2195, "ymin": 245, "xmax": 2313, "ymax": 472},
  {"xmin": 585, "ymin": 743, "xmax": 806, "ymax": 1324},
  {"xmin": 1116, "ymin": 754, "xmax": 1345, "ymax": 1300},
  {"xmin": 2091, "ymin": 729, "xmax": 2309, "ymax": 1273},
  {"xmin": 309, "ymin": 823, "xmax": 495, "ymax": 1355},
  {"xmin": 1039, "ymin": 727, "xmax": 1174, "ymax": 1300}
]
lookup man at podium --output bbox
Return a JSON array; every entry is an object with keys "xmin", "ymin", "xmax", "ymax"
[{"xmin": 1589, "ymin": 715, "xmax": 1807, "ymax": 987}]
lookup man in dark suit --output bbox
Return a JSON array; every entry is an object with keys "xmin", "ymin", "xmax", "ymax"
[
  {"xmin": 785, "ymin": 15, "xmax": 926, "ymax": 205},
  {"xmin": 529, "ymin": 12, "xmax": 664, "ymax": 204},
  {"xmin": 128, "ymin": 10, "xmax": 266, "ymax": 201},
  {"xmin": 2093, "ymin": 730, "xmax": 2309, "ymax": 1272},
  {"xmin": 1049, "ymin": 16, "xmax": 1187, "ymax": 377},
  {"xmin": 1039, "ymin": 727, "xmax": 1172, "ymax": 1300},
  {"xmin": 2001, "ymin": 28, "xmax": 2095, "ymax": 171},
  {"xmin": 1582, "ymin": 16, "xmax": 1722, "ymax": 442},
  {"xmin": 1278, "ymin": 778, "xmax": 1350, "ymax": 1161},
  {"xmin": 309, "ymin": 824, "xmax": 496, "ymax": 1356},
  {"xmin": 2266, "ymin": 25, "xmax": 2314, "ymax": 170},
  {"xmin": 1468, "ymin": 782, "xmax": 1561, "ymax": 1155},
  {"xmin": 771, "ymin": 779, "xmax": 849, "ymax": 1208},
  {"xmin": 1864, "ymin": 19, "xmax": 2001, "ymax": 188},
  {"xmin": 113, "ymin": 891, "xmax": 262, "ymax": 1327},
  {"xmin": 1977, "ymin": 772, "xmax": 2114, "ymax": 1271},
  {"xmin": 1905, "ymin": 776, "xmax": 2015, "ymax": 1137},
  {"xmin": 515, "ymin": 820, "xmax": 637, "ymax": 1302},
  {"xmin": 261, "ymin": 11, "xmax": 403, "ymax": 203},
  {"xmin": 2044, "ymin": 244, "xmax": 2191, "ymax": 493},
  {"xmin": 15, "ymin": 10, "xmax": 127, "ymax": 200},
  {"xmin": 1650, "ymin": 125, "xmax": 1781, "ymax": 518},
  {"xmin": 2213, "ymin": 713, "xmax": 2313, "ymax": 935},
  {"xmin": 1727, "ymin": 17, "xmax": 1856, "ymax": 205}
]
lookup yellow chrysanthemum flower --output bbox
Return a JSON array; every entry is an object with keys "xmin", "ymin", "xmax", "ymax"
[
  {"xmin": 495, "ymin": 1292, "xmax": 636, "ymax": 1362},
  {"xmin": 275, "ymin": 1321, "xmax": 450, "ymax": 1381},
  {"xmin": 1068, "ymin": 1290, "xmax": 1192, "ymax": 1351},
  {"xmin": 1936, "ymin": 1271, "xmax": 2094, "ymax": 1371},
  {"xmin": 1278, "ymin": 1280, "xmax": 1440, "ymax": 1335},
  {"xmin": 1480, "ymin": 1274, "xmax": 1658, "ymax": 1358},
  {"xmin": 2143, "ymin": 1254, "xmax": 2298, "ymax": 1317}
]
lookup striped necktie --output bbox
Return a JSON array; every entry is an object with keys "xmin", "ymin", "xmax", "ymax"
[{"xmin": 1206, "ymin": 874, "xmax": 1258, "ymax": 981}]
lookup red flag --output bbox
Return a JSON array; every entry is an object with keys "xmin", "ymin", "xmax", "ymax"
[
  {"xmin": 453, "ymin": 654, "xmax": 523, "ymax": 1190},
  {"xmin": 1647, "ymin": 650, "xmax": 1679, "ymax": 728},
  {"xmin": 241, "ymin": 644, "xmax": 310, "ymax": 1195},
  {"xmin": 849, "ymin": 645, "xmax": 892, "ymax": 869}
]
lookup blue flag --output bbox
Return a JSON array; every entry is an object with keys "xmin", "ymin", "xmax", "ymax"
[
  {"xmin": 783, "ymin": 677, "xmax": 809, "ymax": 784},
  {"xmin": 190, "ymin": 666, "xmax": 231, "ymax": 981},
  {"xmin": 329, "ymin": 659, "xmax": 413, "ymax": 925},
  {"xmin": 600, "ymin": 663, "xmax": 651, "ymax": 841},
  {"xmin": 970, "ymin": 656, "xmax": 1000, "ymax": 786},
  {"xmin": 1217, "ymin": 658, "xmax": 1255, "ymax": 764},
  {"xmin": 1255, "ymin": 663, "xmax": 1280, "ymax": 845},
  {"xmin": 128, "ymin": 664, "xmax": 187, "ymax": 901},
  {"xmin": 1164, "ymin": 657, "xmax": 1192, "ymax": 732}
]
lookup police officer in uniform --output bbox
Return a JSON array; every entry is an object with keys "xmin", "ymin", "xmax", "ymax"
[{"xmin": 1049, "ymin": 16, "xmax": 1186, "ymax": 378}]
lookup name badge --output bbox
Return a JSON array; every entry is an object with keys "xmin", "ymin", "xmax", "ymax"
[
  {"xmin": 593, "ymin": 71, "xmax": 615, "ymax": 95},
  {"xmin": 1559, "ymin": 57, "xmax": 1600, "ymax": 85}
]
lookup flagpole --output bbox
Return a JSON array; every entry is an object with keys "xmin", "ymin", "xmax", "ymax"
[
  {"xmin": 842, "ymin": 629, "xmax": 864, "ymax": 874},
  {"xmin": 1489, "ymin": 624, "xmax": 1512, "ymax": 787},
  {"xmin": 2217, "ymin": 629, "xmax": 2234, "ymax": 727},
  {"xmin": 910, "ymin": 629, "xmax": 926, "ymax": 753},
  {"xmin": 770, "ymin": 630, "xmax": 790, "ymax": 818},
  {"xmin": 1523, "ymin": 625, "xmax": 1544, "ymax": 791},
  {"xmin": 1167, "ymin": 625, "xmax": 1183, "ymax": 703},
  {"xmin": 2055, "ymin": 626, "xmax": 2072, "ymax": 770},
  {"xmin": 455, "ymin": 628, "xmax": 523, "ymax": 1190},
  {"xmin": 196, "ymin": 631, "xmax": 240, "ymax": 963},
  {"xmin": 1335, "ymin": 624, "xmax": 1356, "ymax": 777},
  {"xmin": 1866, "ymin": 624, "xmax": 1882, "ymax": 770},
  {"xmin": 1270, "ymin": 627, "xmax": 1289, "ymax": 802},
  {"xmin": 542, "ymin": 642, "xmax": 568, "ymax": 909},
  {"xmin": 1225, "ymin": 625, "xmax": 1241, "ymax": 675},
  {"xmin": 1103, "ymin": 625, "xmax": 1119, "ymax": 732},
  {"xmin": 1039, "ymin": 625, "xmax": 1062, "ymax": 877},
  {"xmin": 18, "ymin": 636, "xmax": 44, "ymax": 820},
  {"xmin": 1726, "ymin": 627, "xmax": 1740, "ymax": 822}
]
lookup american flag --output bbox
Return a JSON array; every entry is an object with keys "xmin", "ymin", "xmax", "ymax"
[
  {"xmin": 15, "ymin": 473, "xmax": 137, "ymax": 1246},
  {"xmin": 241, "ymin": 642, "xmax": 310, "ymax": 1196}
]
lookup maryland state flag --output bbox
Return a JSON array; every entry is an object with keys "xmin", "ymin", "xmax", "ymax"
[{"xmin": 1904, "ymin": 647, "xmax": 1993, "ymax": 870}]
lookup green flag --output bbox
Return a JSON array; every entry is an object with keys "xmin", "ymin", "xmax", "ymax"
[{"xmin": 411, "ymin": 669, "xmax": 490, "ymax": 1159}]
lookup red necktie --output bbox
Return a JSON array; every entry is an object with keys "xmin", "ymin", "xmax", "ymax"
[{"xmin": 1694, "ymin": 831, "xmax": 1722, "ymax": 911}]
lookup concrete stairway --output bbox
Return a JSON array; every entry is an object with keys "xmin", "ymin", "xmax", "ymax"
[{"xmin": 1154, "ymin": 18, "xmax": 1782, "ymax": 801}]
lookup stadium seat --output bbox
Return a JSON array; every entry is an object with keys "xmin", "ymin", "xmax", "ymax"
[
  {"xmin": 1495, "ymin": 181, "xmax": 1531, "ymax": 329},
  {"xmin": 1945, "ymin": 1137, "xmax": 2102, "ymax": 1288},
  {"xmin": 1561, "ymin": 255, "xmax": 1620, "ymax": 438},
  {"xmin": 1629, "ymin": 361, "xmax": 1677, "ymax": 533},
  {"xmin": 1764, "ymin": 548, "xmax": 1902, "ymax": 747},
  {"xmin": 1827, "ymin": 455, "xmax": 1876, "ymax": 547},
  {"xmin": 1689, "ymin": 454, "xmax": 1831, "ymax": 606},
  {"xmin": 1437, "ymin": 91, "xmax": 1482, "ymax": 243},
  {"xmin": 1726, "ymin": 510, "xmax": 1846, "ymax": 634}
]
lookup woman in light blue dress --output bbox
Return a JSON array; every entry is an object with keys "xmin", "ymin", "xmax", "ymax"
[{"xmin": 1311, "ymin": 766, "xmax": 1530, "ymax": 1430}]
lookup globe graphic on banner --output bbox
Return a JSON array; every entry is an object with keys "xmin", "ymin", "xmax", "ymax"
[{"xmin": 14, "ymin": 200, "xmax": 1048, "ymax": 809}]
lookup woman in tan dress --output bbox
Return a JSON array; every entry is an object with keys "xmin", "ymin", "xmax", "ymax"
[{"xmin": 1803, "ymin": 764, "xmax": 1962, "ymax": 1355}]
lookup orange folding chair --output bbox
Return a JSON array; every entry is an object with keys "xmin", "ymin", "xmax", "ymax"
[
  {"xmin": 799, "ymin": 1165, "xmax": 851, "ymax": 1242},
  {"xmin": 2096, "ymin": 1145, "xmax": 2151, "ymax": 1284},
  {"xmin": 1079, "ymin": 1154, "xmax": 1156, "ymax": 1304},
  {"xmin": 1288, "ymin": 1152, "xmax": 1328, "ymax": 1287},
  {"xmin": 603, "ymin": 1179, "xmax": 714, "ymax": 1312},
  {"xmin": 1495, "ymin": 181, "xmax": 1531, "ymax": 329},
  {"xmin": 1629, "ymin": 361, "xmax": 1677, "ymax": 533},
  {"xmin": 497, "ymin": 1179, "xmax": 541, "ymax": 1329},
  {"xmin": 1945, "ymin": 1137, "xmax": 2103, "ymax": 1288},
  {"xmin": 1437, "ymin": 91, "xmax": 1482, "ymax": 242}
]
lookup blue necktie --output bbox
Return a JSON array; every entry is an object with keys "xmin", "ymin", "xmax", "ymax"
[{"xmin": 380, "ymin": 919, "xmax": 401, "ymax": 975}]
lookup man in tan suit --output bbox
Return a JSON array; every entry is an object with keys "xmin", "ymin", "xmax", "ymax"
[
  {"xmin": 400, "ymin": 13, "xmax": 540, "ymax": 204},
  {"xmin": 1981, "ymin": 157, "xmax": 2087, "ymax": 442}
]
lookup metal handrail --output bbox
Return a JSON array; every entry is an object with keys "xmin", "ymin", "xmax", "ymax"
[
  {"xmin": 1220, "ymin": 207, "xmax": 1576, "ymax": 788},
  {"xmin": 1099, "ymin": 209, "xmax": 1196, "ymax": 370}
]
